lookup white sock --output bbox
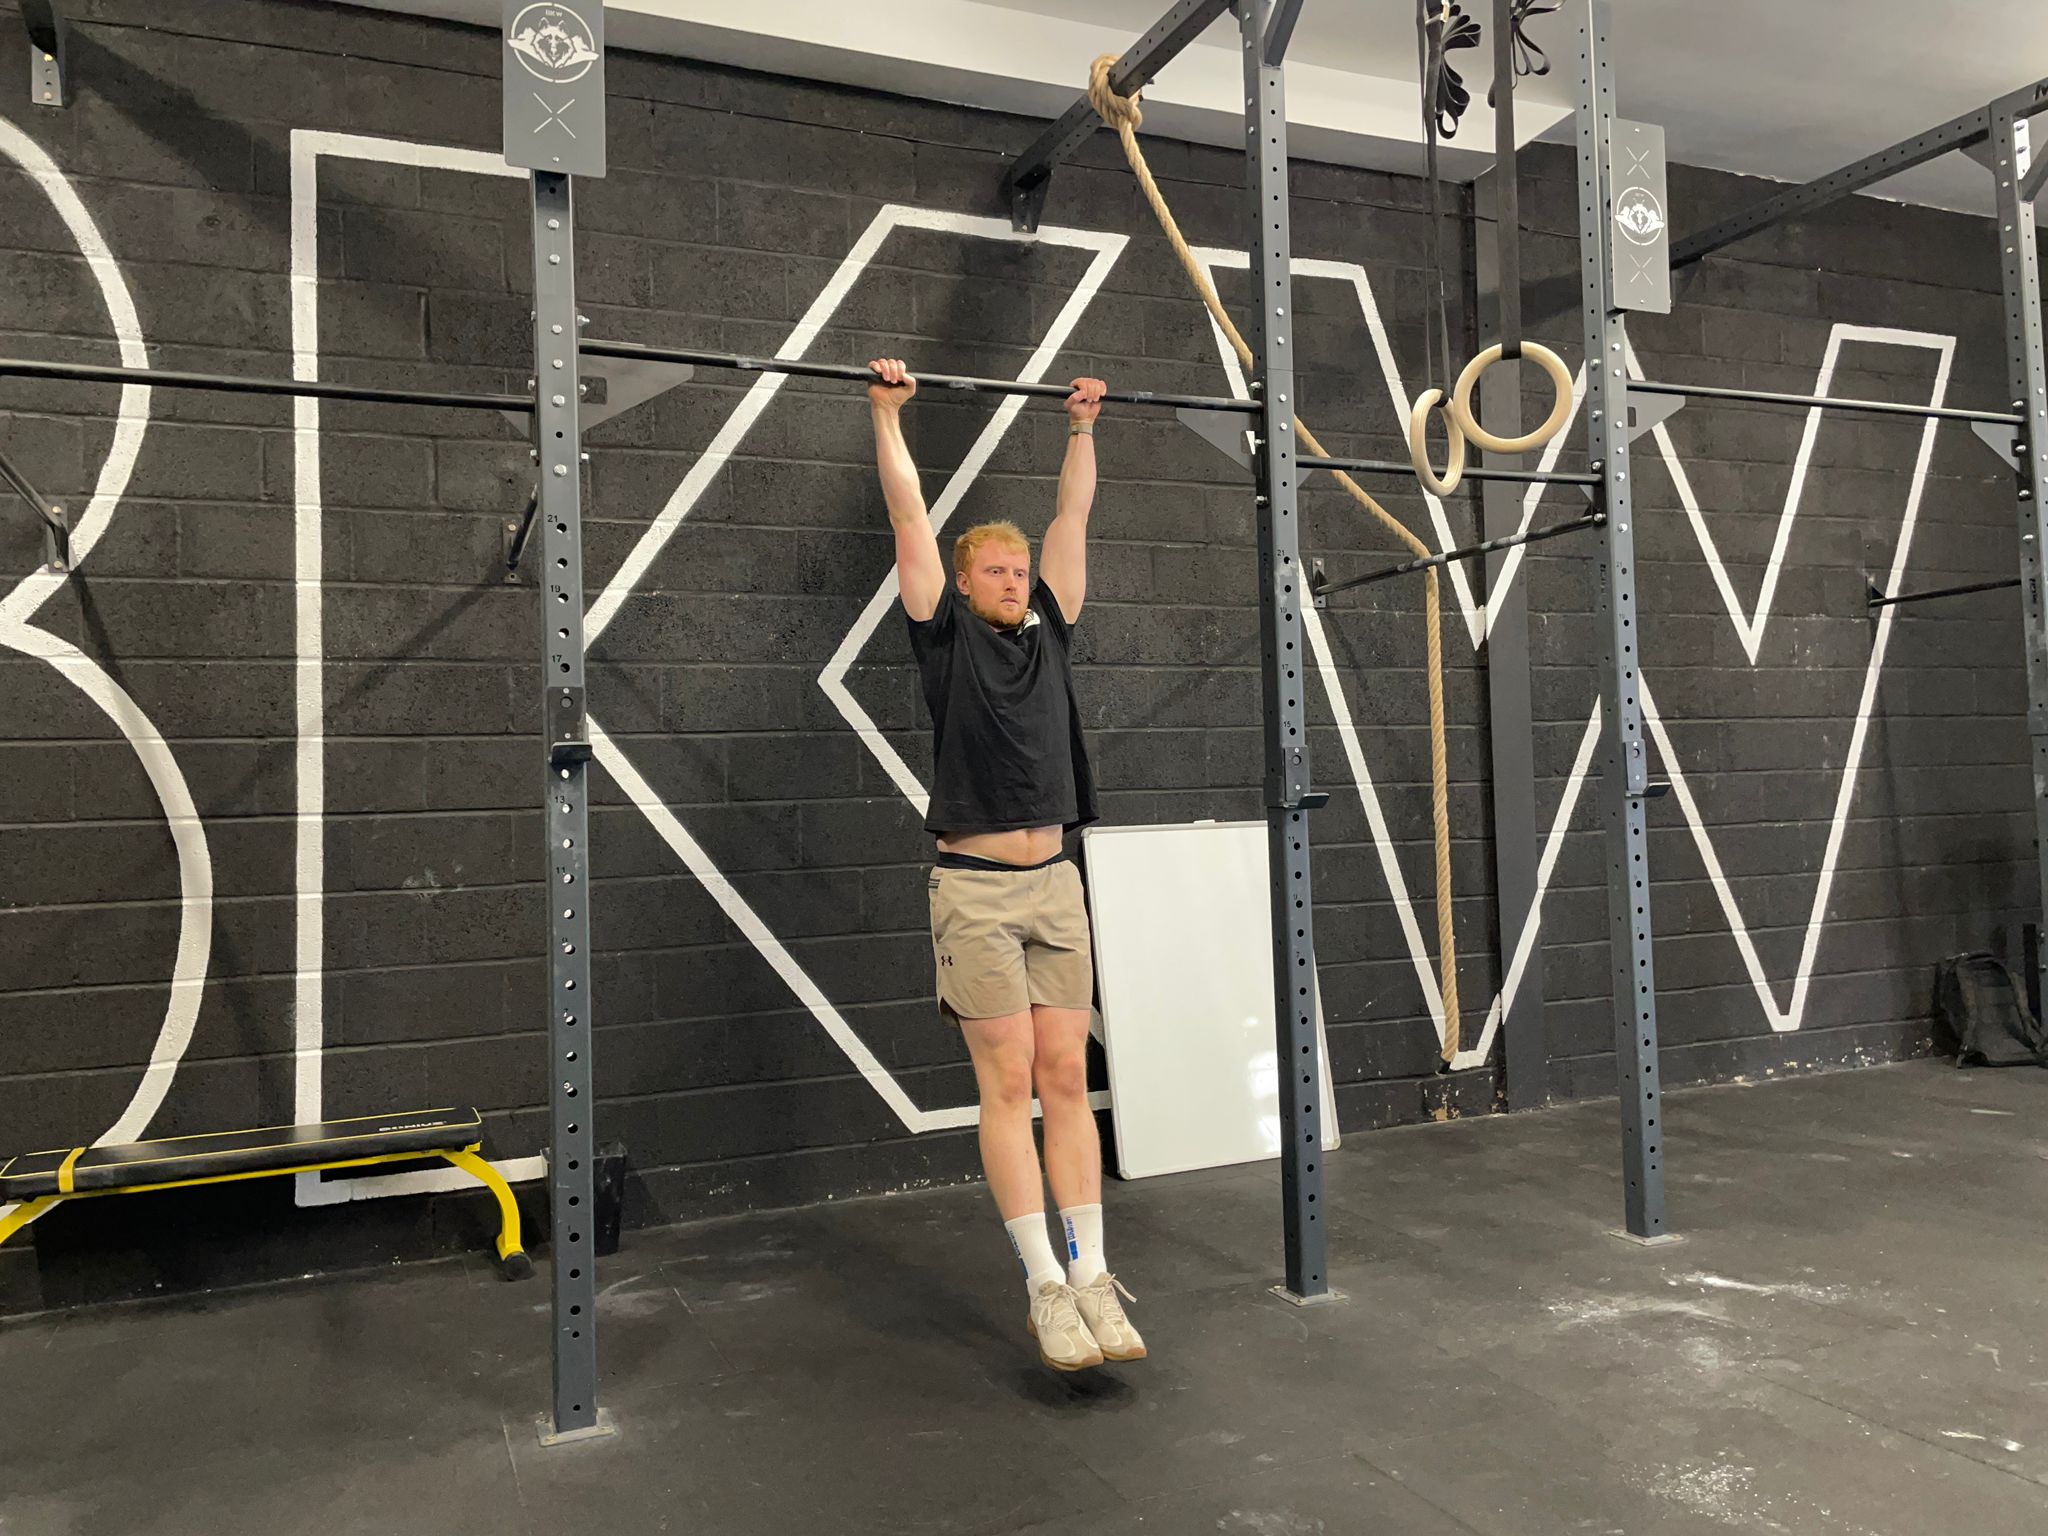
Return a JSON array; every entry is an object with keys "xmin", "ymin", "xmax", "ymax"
[
  {"xmin": 1004, "ymin": 1212, "xmax": 1066, "ymax": 1297},
  {"xmin": 1060, "ymin": 1203, "xmax": 1105, "ymax": 1287}
]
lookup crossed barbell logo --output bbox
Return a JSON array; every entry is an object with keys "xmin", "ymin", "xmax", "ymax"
[{"xmin": 533, "ymin": 92, "xmax": 578, "ymax": 139}]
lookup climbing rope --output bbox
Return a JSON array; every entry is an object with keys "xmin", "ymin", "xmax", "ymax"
[{"xmin": 1087, "ymin": 57, "xmax": 1463, "ymax": 1060}]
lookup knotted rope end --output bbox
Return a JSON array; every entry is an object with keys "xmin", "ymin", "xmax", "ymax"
[{"xmin": 1087, "ymin": 55, "xmax": 1143, "ymax": 133}]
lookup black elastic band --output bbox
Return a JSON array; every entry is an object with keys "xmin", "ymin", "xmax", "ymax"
[
  {"xmin": 935, "ymin": 849, "xmax": 1070, "ymax": 873},
  {"xmin": 1418, "ymin": 2, "xmax": 1481, "ymax": 385},
  {"xmin": 1419, "ymin": 0, "xmax": 1480, "ymax": 141},
  {"xmin": 1491, "ymin": 0, "xmax": 1523, "ymax": 360},
  {"xmin": 1488, "ymin": 0, "xmax": 1560, "ymax": 103}
]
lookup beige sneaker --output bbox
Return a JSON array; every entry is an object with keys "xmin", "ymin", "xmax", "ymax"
[
  {"xmin": 1072, "ymin": 1272, "xmax": 1145, "ymax": 1362},
  {"xmin": 1026, "ymin": 1279, "xmax": 1103, "ymax": 1372}
]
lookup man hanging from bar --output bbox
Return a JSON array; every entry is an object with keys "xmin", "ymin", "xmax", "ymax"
[{"xmin": 866, "ymin": 356, "xmax": 1144, "ymax": 1374}]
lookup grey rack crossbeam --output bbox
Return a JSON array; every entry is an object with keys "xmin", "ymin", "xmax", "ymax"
[
  {"xmin": 0, "ymin": 356, "xmax": 533, "ymax": 414},
  {"xmin": 577, "ymin": 338, "xmax": 1262, "ymax": 414},
  {"xmin": 1868, "ymin": 576, "xmax": 2022, "ymax": 610},
  {"xmin": 997, "ymin": 0, "xmax": 1233, "ymax": 231},
  {"xmin": 1669, "ymin": 80, "xmax": 2048, "ymax": 269},
  {"xmin": 1630, "ymin": 378, "xmax": 2022, "ymax": 427},
  {"xmin": 1263, "ymin": 0, "xmax": 1307, "ymax": 65},
  {"xmin": 1311, "ymin": 511, "xmax": 1605, "ymax": 601}
]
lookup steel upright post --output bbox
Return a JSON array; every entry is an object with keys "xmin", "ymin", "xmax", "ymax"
[
  {"xmin": 528, "ymin": 170, "xmax": 607, "ymax": 1441},
  {"xmin": 504, "ymin": 0, "xmax": 610, "ymax": 1443},
  {"xmin": 1238, "ymin": 0, "xmax": 1331, "ymax": 1302},
  {"xmin": 1988, "ymin": 92, "xmax": 2048, "ymax": 1016},
  {"xmin": 1573, "ymin": 0, "xmax": 1670, "ymax": 1241}
]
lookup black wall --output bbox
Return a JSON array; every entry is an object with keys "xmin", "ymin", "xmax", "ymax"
[{"xmin": 0, "ymin": 0, "xmax": 2033, "ymax": 1310}]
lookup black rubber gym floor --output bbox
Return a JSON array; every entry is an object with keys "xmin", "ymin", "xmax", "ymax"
[{"xmin": 3, "ymin": 1058, "xmax": 2043, "ymax": 1536}]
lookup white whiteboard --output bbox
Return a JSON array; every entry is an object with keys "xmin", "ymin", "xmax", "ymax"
[{"xmin": 1081, "ymin": 820, "xmax": 1341, "ymax": 1180}]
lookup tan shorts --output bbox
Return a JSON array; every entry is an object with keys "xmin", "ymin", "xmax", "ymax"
[{"xmin": 926, "ymin": 858, "xmax": 1094, "ymax": 1023}]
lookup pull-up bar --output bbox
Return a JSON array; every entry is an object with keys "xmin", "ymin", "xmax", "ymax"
[
  {"xmin": 1302, "ymin": 452, "xmax": 1602, "ymax": 488},
  {"xmin": 1629, "ymin": 378, "xmax": 2023, "ymax": 428},
  {"xmin": 1310, "ymin": 510, "xmax": 1606, "ymax": 603},
  {"xmin": 1174, "ymin": 409, "xmax": 1604, "ymax": 485},
  {"xmin": 1867, "ymin": 576, "xmax": 2022, "ymax": 611},
  {"xmin": 576, "ymin": 338, "xmax": 1264, "ymax": 414},
  {"xmin": 0, "ymin": 356, "xmax": 532, "ymax": 414}
]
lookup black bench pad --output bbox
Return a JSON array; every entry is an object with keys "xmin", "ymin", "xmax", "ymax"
[{"xmin": 0, "ymin": 1108, "xmax": 484, "ymax": 1199}]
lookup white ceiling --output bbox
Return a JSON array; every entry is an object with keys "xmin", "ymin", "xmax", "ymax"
[
  {"xmin": 347, "ymin": 0, "xmax": 2047, "ymax": 214},
  {"xmin": 963, "ymin": 0, "xmax": 2048, "ymax": 212}
]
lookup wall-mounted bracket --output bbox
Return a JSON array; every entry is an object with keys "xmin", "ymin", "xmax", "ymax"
[
  {"xmin": 22, "ymin": 2, "xmax": 67, "ymax": 109},
  {"xmin": 503, "ymin": 488, "xmax": 540, "ymax": 582},
  {"xmin": 1971, "ymin": 419, "xmax": 2023, "ymax": 471}
]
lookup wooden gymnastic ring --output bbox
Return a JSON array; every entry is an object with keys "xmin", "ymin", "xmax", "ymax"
[
  {"xmin": 1448, "ymin": 341, "xmax": 1575, "ymax": 455},
  {"xmin": 1407, "ymin": 388, "xmax": 1467, "ymax": 497}
]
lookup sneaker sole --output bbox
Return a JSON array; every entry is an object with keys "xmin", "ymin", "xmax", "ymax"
[
  {"xmin": 1039, "ymin": 1347, "xmax": 1105, "ymax": 1372},
  {"xmin": 1027, "ymin": 1319, "xmax": 1104, "ymax": 1373},
  {"xmin": 1099, "ymin": 1342, "xmax": 1147, "ymax": 1362}
]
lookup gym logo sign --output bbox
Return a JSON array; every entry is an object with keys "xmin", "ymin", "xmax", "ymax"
[
  {"xmin": 1614, "ymin": 186, "xmax": 1666, "ymax": 246},
  {"xmin": 508, "ymin": 3, "xmax": 600, "ymax": 83}
]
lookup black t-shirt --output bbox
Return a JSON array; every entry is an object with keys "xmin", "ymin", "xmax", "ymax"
[{"xmin": 905, "ymin": 578, "xmax": 1099, "ymax": 837}]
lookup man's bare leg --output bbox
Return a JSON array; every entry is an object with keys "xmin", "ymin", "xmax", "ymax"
[
  {"xmin": 1033, "ymin": 1003, "xmax": 1142, "ymax": 1358},
  {"xmin": 962, "ymin": 1008, "xmax": 1097, "ymax": 1373},
  {"xmin": 960, "ymin": 1009, "xmax": 1043, "ymax": 1218},
  {"xmin": 1031, "ymin": 1005, "xmax": 1100, "ymax": 1212}
]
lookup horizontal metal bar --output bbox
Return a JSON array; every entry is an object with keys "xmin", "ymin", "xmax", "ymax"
[
  {"xmin": 1994, "ymin": 77, "xmax": 2048, "ymax": 124},
  {"xmin": 0, "ymin": 356, "xmax": 531, "ymax": 412},
  {"xmin": 999, "ymin": 0, "xmax": 1232, "ymax": 202},
  {"xmin": 1868, "ymin": 575, "xmax": 2021, "ymax": 610},
  {"xmin": 1302, "ymin": 453, "xmax": 1603, "ymax": 487},
  {"xmin": 1313, "ymin": 511, "xmax": 1605, "ymax": 599},
  {"xmin": 1264, "ymin": 0, "xmax": 1308, "ymax": 66},
  {"xmin": 1631, "ymin": 378, "xmax": 2022, "ymax": 427},
  {"xmin": 1668, "ymin": 97, "xmax": 2012, "ymax": 268},
  {"xmin": 578, "ymin": 339, "xmax": 1263, "ymax": 414}
]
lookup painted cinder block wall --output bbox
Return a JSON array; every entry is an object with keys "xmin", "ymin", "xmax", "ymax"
[{"xmin": 0, "ymin": 0, "xmax": 2031, "ymax": 1308}]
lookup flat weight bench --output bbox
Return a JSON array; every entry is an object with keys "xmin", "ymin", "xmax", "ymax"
[{"xmin": 0, "ymin": 1106, "xmax": 533, "ymax": 1280}]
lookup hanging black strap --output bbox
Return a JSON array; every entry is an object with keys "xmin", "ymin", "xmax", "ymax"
[
  {"xmin": 1485, "ymin": 2, "xmax": 1560, "ymax": 361},
  {"xmin": 1490, "ymin": 0, "xmax": 1522, "ymax": 359},
  {"xmin": 1417, "ymin": 2, "xmax": 1483, "ymax": 384},
  {"xmin": 1415, "ymin": 2, "xmax": 1551, "ymax": 375},
  {"xmin": 1490, "ymin": 0, "xmax": 1560, "ymax": 97}
]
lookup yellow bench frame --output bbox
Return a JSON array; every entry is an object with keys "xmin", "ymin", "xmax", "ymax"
[{"xmin": 0, "ymin": 1142, "xmax": 531, "ymax": 1280}]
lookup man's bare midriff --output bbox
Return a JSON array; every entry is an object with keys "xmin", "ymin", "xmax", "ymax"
[{"xmin": 937, "ymin": 824, "xmax": 1065, "ymax": 865}]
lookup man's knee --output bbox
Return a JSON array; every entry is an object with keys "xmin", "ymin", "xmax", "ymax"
[
  {"xmin": 964, "ymin": 1014, "xmax": 1037, "ymax": 1110},
  {"xmin": 1032, "ymin": 1044, "xmax": 1088, "ymax": 1106},
  {"xmin": 986, "ymin": 1050, "xmax": 1038, "ymax": 1110}
]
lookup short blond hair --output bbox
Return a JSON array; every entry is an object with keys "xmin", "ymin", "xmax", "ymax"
[{"xmin": 952, "ymin": 520, "xmax": 1030, "ymax": 577}]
